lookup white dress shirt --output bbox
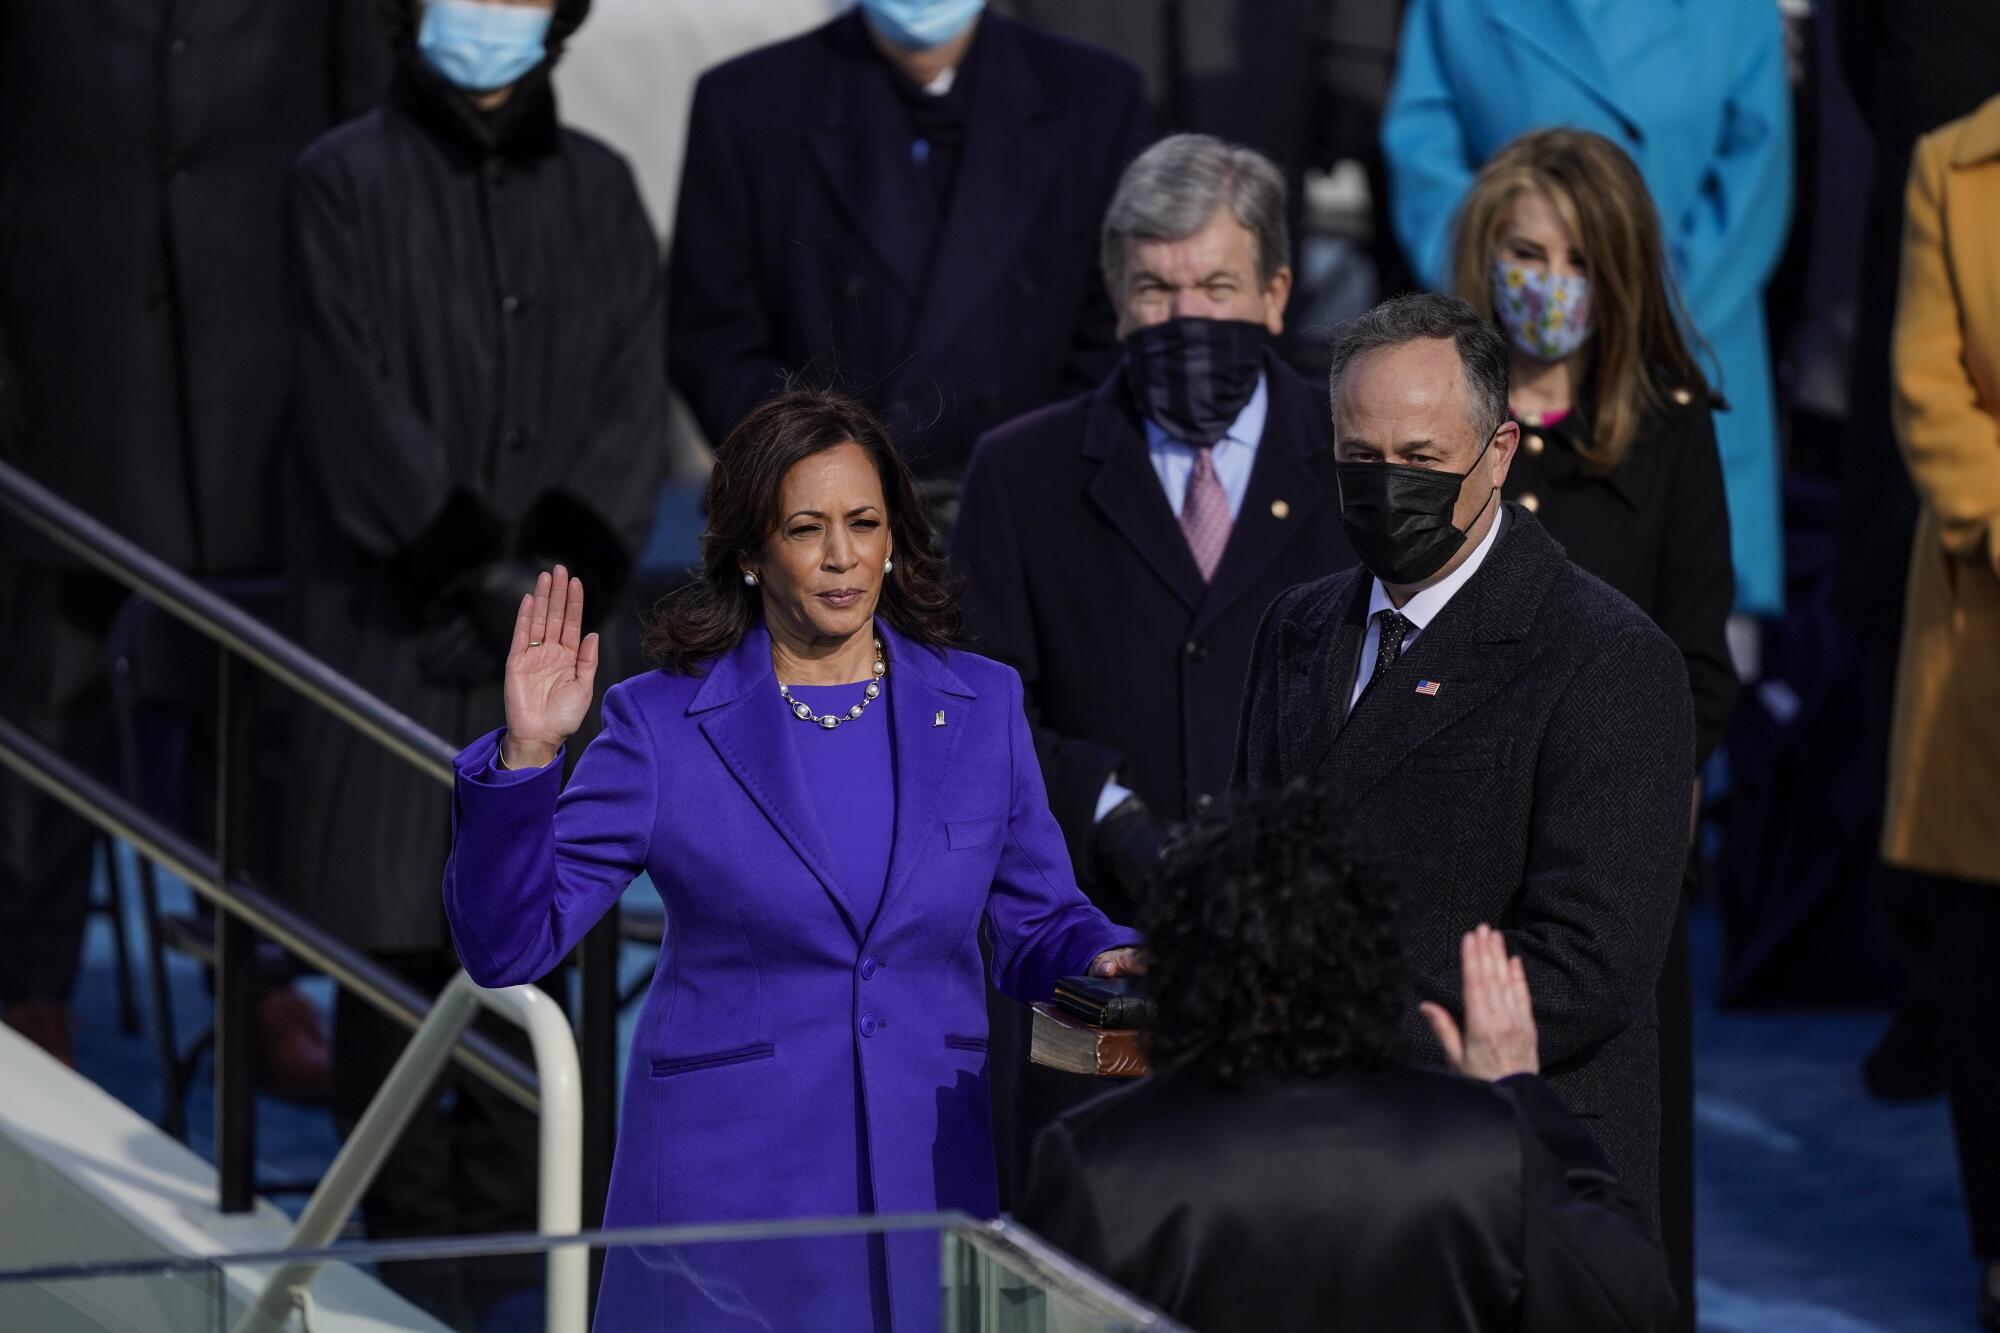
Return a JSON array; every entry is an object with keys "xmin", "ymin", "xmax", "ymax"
[
  {"xmin": 1095, "ymin": 374, "xmax": 1271, "ymax": 822},
  {"xmin": 1346, "ymin": 507, "xmax": 1506, "ymax": 716}
]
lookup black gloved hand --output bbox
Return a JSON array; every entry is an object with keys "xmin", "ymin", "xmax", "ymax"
[
  {"xmin": 1092, "ymin": 794, "xmax": 1165, "ymax": 923},
  {"xmin": 414, "ymin": 612, "xmax": 494, "ymax": 688},
  {"xmin": 414, "ymin": 559, "xmax": 540, "ymax": 687}
]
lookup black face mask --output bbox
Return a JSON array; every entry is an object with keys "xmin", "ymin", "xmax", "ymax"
[
  {"xmin": 1336, "ymin": 430, "xmax": 1497, "ymax": 586},
  {"xmin": 1122, "ymin": 317, "xmax": 1267, "ymax": 445}
]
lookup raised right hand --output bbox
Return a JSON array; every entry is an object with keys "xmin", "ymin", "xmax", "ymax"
[
  {"xmin": 500, "ymin": 564, "xmax": 599, "ymax": 771},
  {"xmin": 1419, "ymin": 924, "xmax": 1540, "ymax": 1081}
]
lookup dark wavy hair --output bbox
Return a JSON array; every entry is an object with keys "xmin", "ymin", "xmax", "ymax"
[
  {"xmin": 643, "ymin": 392, "xmax": 962, "ymax": 673},
  {"xmin": 1142, "ymin": 781, "xmax": 1408, "ymax": 1085}
]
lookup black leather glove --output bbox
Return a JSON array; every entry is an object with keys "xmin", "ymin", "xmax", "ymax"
[
  {"xmin": 387, "ymin": 489, "xmax": 506, "ymax": 623},
  {"xmin": 415, "ymin": 559, "xmax": 539, "ymax": 687},
  {"xmin": 1092, "ymin": 794, "xmax": 1165, "ymax": 923},
  {"xmin": 517, "ymin": 491, "xmax": 634, "ymax": 621}
]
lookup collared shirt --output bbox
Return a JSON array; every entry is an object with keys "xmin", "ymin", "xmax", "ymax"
[
  {"xmin": 1143, "ymin": 372, "xmax": 1269, "ymax": 522},
  {"xmin": 1346, "ymin": 506, "xmax": 1506, "ymax": 716}
]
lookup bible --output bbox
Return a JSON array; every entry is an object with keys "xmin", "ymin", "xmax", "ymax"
[{"xmin": 1029, "ymin": 1003, "xmax": 1149, "ymax": 1078}]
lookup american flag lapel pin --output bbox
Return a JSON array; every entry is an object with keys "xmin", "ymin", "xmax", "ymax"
[
  {"xmin": 934, "ymin": 710, "xmax": 947, "ymax": 727},
  {"xmin": 1414, "ymin": 679, "xmax": 1442, "ymax": 697}
]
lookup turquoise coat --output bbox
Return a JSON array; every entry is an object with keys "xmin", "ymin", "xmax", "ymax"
[{"xmin": 1383, "ymin": 0, "xmax": 1792, "ymax": 614}]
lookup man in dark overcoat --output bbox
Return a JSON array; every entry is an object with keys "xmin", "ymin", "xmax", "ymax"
[
  {"xmin": 952, "ymin": 134, "xmax": 1355, "ymax": 1197},
  {"xmin": 1234, "ymin": 294, "xmax": 1694, "ymax": 1218},
  {"xmin": 285, "ymin": 0, "xmax": 663, "ymax": 1314},
  {"xmin": 0, "ymin": 0, "xmax": 387, "ymax": 1066},
  {"xmin": 667, "ymin": 2, "xmax": 1152, "ymax": 491}
]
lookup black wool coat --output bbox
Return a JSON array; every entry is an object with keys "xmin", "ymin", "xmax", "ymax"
[
  {"xmin": 668, "ymin": 10, "xmax": 1152, "ymax": 478},
  {"xmin": 0, "ymin": 0, "xmax": 387, "ymax": 574},
  {"xmin": 1019, "ymin": 1068, "xmax": 1676, "ymax": 1333},
  {"xmin": 284, "ymin": 57, "xmax": 666, "ymax": 951},
  {"xmin": 952, "ymin": 352, "xmax": 1354, "ymax": 882},
  {"xmin": 1234, "ymin": 507, "xmax": 1695, "ymax": 1215},
  {"xmin": 1506, "ymin": 389, "xmax": 1737, "ymax": 763}
]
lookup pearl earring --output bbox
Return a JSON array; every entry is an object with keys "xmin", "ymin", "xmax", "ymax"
[
  {"xmin": 883, "ymin": 558, "xmax": 895, "ymax": 574},
  {"xmin": 742, "ymin": 572, "xmax": 759, "ymax": 587}
]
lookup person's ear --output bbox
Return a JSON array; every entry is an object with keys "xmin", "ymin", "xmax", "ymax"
[
  {"xmin": 1486, "ymin": 419, "xmax": 1521, "ymax": 489},
  {"xmin": 1261, "ymin": 264, "xmax": 1293, "ymax": 337}
]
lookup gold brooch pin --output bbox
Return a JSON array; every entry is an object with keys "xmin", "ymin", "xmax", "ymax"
[{"xmin": 1270, "ymin": 499, "xmax": 1291, "ymax": 520}]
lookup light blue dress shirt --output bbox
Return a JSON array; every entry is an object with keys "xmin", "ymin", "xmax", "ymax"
[{"xmin": 1096, "ymin": 374, "xmax": 1271, "ymax": 823}]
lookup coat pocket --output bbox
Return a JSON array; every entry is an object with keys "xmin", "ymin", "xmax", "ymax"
[
  {"xmin": 943, "ymin": 1035, "xmax": 989, "ymax": 1052},
  {"xmin": 649, "ymin": 1042, "xmax": 776, "ymax": 1077},
  {"xmin": 946, "ymin": 817, "xmax": 1004, "ymax": 850}
]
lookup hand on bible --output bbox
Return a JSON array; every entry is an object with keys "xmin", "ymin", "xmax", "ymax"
[
  {"xmin": 501, "ymin": 565, "xmax": 599, "ymax": 771},
  {"xmin": 1420, "ymin": 925, "xmax": 1539, "ymax": 1081},
  {"xmin": 1087, "ymin": 947, "xmax": 1147, "ymax": 979}
]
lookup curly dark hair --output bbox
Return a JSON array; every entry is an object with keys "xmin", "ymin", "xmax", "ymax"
[
  {"xmin": 643, "ymin": 392, "xmax": 962, "ymax": 674},
  {"xmin": 1142, "ymin": 781, "xmax": 1408, "ymax": 1085}
]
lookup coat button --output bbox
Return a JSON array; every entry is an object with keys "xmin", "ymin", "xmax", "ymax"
[
  {"xmin": 1519, "ymin": 492, "xmax": 1542, "ymax": 513},
  {"xmin": 1524, "ymin": 432, "xmax": 1545, "ymax": 456},
  {"xmin": 1193, "ymin": 794, "xmax": 1215, "ymax": 815},
  {"xmin": 840, "ymin": 274, "xmax": 866, "ymax": 301},
  {"xmin": 501, "ymin": 294, "xmax": 523, "ymax": 316},
  {"xmin": 859, "ymin": 1013, "xmax": 879, "ymax": 1038},
  {"xmin": 169, "ymin": 36, "xmax": 189, "ymax": 55},
  {"xmin": 860, "ymin": 956, "xmax": 880, "ymax": 980},
  {"xmin": 1184, "ymin": 639, "xmax": 1209, "ymax": 663},
  {"xmin": 504, "ymin": 427, "xmax": 531, "ymax": 452}
]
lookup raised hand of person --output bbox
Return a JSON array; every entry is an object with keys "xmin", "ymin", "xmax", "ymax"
[
  {"xmin": 500, "ymin": 565, "xmax": 599, "ymax": 771},
  {"xmin": 1420, "ymin": 924, "xmax": 1540, "ymax": 1081}
]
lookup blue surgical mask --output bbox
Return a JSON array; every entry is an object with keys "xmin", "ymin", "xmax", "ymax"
[
  {"xmin": 859, "ymin": 0, "xmax": 985, "ymax": 52},
  {"xmin": 418, "ymin": 0, "xmax": 553, "ymax": 93}
]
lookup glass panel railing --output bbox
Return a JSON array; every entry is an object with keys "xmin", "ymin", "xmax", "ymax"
[{"xmin": 0, "ymin": 1216, "xmax": 1183, "ymax": 1333}]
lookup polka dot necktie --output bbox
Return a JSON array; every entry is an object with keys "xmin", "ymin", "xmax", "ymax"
[
  {"xmin": 1180, "ymin": 447, "xmax": 1232, "ymax": 582},
  {"xmin": 1370, "ymin": 610, "xmax": 1414, "ymax": 686}
]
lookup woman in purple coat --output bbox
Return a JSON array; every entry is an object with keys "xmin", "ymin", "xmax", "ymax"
[{"xmin": 442, "ymin": 392, "xmax": 1142, "ymax": 1330}]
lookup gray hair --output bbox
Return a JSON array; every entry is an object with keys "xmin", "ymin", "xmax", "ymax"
[
  {"xmin": 1100, "ymin": 134, "xmax": 1290, "ymax": 288},
  {"xmin": 1327, "ymin": 293, "xmax": 1511, "ymax": 438}
]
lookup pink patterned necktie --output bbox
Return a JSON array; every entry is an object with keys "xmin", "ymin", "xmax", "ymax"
[{"xmin": 1180, "ymin": 446, "xmax": 1232, "ymax": 582}]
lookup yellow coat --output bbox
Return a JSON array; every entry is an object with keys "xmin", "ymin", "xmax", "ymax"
[{"xmin": 1884, "ymin": 95, "xmax": 2000, "ymax": 884}]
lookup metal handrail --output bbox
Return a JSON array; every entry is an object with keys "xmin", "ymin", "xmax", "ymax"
[
  {"xmin": 233, "ymin": 974, "xmax": 584, "ymax": 1333},
  {"xmin": 0, "ymin": 714, "xmax": 536, "ymax": 1109},
  {"xmin": 0, "ymin": 458, "xmax": 601, "ymax": 1216},
  {"xmin": 0, "ymin": 459, "xmax": 457, "ymax": 782}
]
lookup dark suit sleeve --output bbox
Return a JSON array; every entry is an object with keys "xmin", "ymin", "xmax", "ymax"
[
  {"xmin": 1231, "ymin": 584, "xmax": 1301, "ymax": 791},
  {"xmin": 1055, "ymin": 71, "xmax": 1154, "ymax": 398},
  {"xmin": 1413, "ymin": 629, "xmax": 1693, "ymax": 1075},
  {"xmin": 1652, "ymin": 405, "xmax": 1738, "ymax": 764},
  {"xmin": 1495, "ymin": 1075, "xmax": 1678, "ymax": 1332},
  {"xmin": 953, "ymin": 437, "xmax": 1123, "ymax": 871},
  {"xmin": 1015, "ymin": 1121, "xmax": 1109, "ymax": 1271},
  {"xmin": 667, "ymin": 73, "xmax": 788, "ymax": 446}
]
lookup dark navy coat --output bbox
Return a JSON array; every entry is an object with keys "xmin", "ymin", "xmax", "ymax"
[{"xmin": 668, "ymin": 10, "xmax": 1152, "ymax": 478}]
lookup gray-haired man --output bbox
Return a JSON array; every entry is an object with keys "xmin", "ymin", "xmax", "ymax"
[{"xmin": 951, "ymin": 133, "xmax": 1357, "ymax": 1199}]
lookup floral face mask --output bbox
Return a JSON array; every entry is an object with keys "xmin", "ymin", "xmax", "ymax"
[{"xmin": 1490, "ymin": 260, "xmax": 1594, "ymax": 362}]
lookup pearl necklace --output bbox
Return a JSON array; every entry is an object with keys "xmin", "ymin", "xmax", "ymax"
[{"xmin": 778, "ymin": 639, "xmax": 887, "ymax": 730}]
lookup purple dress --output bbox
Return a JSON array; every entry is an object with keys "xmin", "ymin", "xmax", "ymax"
[{"xmin": 442, "ymin": 620, "xmax": 1137, "ymax": 1331}]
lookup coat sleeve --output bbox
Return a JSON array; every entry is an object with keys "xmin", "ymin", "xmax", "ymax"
[
  {"xmin": 1379, "ymin": 0, "xmax": 1475, "ymax": 291},
  {"xmin": 1412, "ymin": 628, "xmax": 1692, "ymax": 1074},
  {"xmin": 289, "ymin": 153, "xmax": 496, "ymax": 568},
  {"xmin": 443, "ymin": 682, "xmax": 657, "ymax": 987},
  {"xmin": 520, "ymin": 161, "xmax": 670, "ymax": 602},
  {"xmin": 1015, "ymin": 1121, "xmax": 1109, "ymax": 1271},
  {"xmin": 952, "ymin": 437, "xmax": 1124, "ymax": 871},
  {"xmin": 1651, "ymin": 404, "xmax": 1739, "ymax": 764},
  {"xmin": 666, "ymin": 72, "xmax": 787, "ymax": 446},
  {"xmin": 1495, "ymin": 1075, "xmax": 1678, "ymax": 1332},
  {"xmin": 1672, "ymin": 3, "xmax": 1792, "ymax": 332},
  {"xmin": 1892, "ymin": 126, "xmax": 2000, "ymax": 574},
  {"xmin": 984, "ymin": 668, "xmax": 1143, "ymax": 1005}
]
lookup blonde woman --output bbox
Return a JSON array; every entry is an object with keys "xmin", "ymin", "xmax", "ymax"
[{"xmin": 1451, "ymin": 126, "xmax": 1738, "ymax": 1327}]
